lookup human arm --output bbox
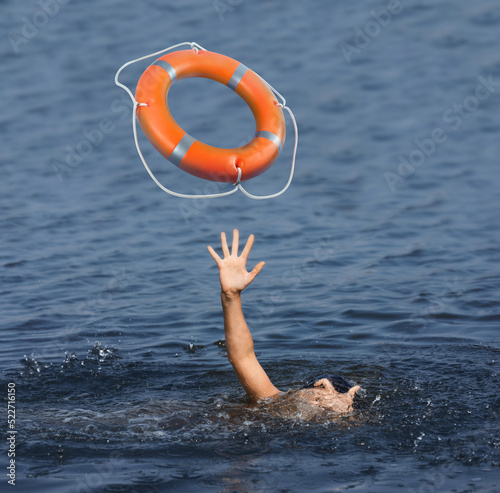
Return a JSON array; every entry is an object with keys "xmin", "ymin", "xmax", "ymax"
[{"xmin": 207, "ymin": 229, "xmax": 280, "ymax": 403}]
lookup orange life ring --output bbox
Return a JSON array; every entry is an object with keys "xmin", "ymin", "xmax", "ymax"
[{"xmin": 134, "ymin": 49, "xmax": 286, "ymax": 183}]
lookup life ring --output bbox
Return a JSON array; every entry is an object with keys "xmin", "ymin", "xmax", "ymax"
[{"xmin": 134, "ymin": 49, "xmax": 286, "ymax": 183}]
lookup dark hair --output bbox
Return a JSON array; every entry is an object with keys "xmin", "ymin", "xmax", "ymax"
[{"xmin": 302, "ymin": 375, "xmax": 352, "ymax": 393}]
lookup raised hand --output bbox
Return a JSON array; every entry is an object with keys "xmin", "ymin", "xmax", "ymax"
[{"xmin": 207, "ymin": 229, "xmax": 265, "ymax": 298}]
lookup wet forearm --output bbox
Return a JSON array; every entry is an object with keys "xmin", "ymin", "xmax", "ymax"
[
  {"xmin": 221, "ymin": 291, "xmax": 280, "ymax": 402},
  {"xmin": 221, "ymin": 292, "xmax": 255, "ymax": 365}
]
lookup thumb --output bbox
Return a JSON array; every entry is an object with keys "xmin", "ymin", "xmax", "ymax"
[{"xmin": 249, "ymin": 261, "xmax": 265, "ymax": 280}]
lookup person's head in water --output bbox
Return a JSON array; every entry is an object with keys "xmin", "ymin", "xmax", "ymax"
[
  {"xmin": 303, "ymin": 375, "xmax": 352, "ymax": 393},
  {"xmin": 297, "ymin": 376, "xmax": 360, "ymax": 413}
]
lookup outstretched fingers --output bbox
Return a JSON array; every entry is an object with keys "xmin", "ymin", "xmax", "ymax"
[
  {"xmin": 207, "ymin": 245, "xmax": 222, "ymax": 266},
  {"xmin": 231, "ymin": 229, "xmax": 239, "ymax": 257},
  {"xmin": 241, "ymin": 234, "xmax": 255, "ymax": 261},
  {"xmin": 211, "ymin": 230, "xmax": 261, "ymax": 269},
  {"xmin": 221, "ymin": 232, "xmax": 230, "ymax": 258}
]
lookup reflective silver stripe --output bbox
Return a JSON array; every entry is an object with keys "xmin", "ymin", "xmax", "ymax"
[
  {"xmin": 227, "ymin": 64, "xmax": 248, "ymax": 90},
  {"xmin": 255, "ymin": 130, "xmax": 283, "ymax": 153},
  {"xmin": 152, "ymin": 60, "xmax": 177, "ymax": 83},
  {"xmin": 169, "ymin": 134, "xmax": 196, "ymax": 166}
]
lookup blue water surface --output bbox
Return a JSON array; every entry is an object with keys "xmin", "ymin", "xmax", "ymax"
[{"xmin": 1, "ymin": 0, "xmax": 499, "ymax": 491}]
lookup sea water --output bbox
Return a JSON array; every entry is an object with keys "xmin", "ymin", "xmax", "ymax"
[{"xmin": 1, "ymin": 0, "xmax": 499, "ymax": 491}]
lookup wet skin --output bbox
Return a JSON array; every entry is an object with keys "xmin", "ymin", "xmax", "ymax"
[{"xmin": 295, "ymin": 378, "xmax": 360, "ymax": 414}]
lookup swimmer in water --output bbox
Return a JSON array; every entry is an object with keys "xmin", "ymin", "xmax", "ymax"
[{"xmin": 208, "ymin": 229, "xmax": 360, "ymax": 414}]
